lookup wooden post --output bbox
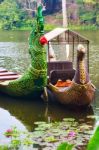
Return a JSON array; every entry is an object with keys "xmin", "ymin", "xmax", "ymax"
[
  {"xmin": 87, "ymin": 41, "xmax": 89, "ymax": 73},
  {"xmin": 48, "ymin": 42, "xmax": 50, "ymax": 62},
  {"xmin": 62, "ymin": 0, "xmax": 68, "ymax": 28},
  {"xmin": 72, "ymin": 36, "xmax": 74, "ymax": 63}
]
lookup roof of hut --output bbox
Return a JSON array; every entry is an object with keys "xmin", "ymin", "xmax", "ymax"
[{"xmin": 44, "ymin": 28, "xmax": 89, "ymax": 44}]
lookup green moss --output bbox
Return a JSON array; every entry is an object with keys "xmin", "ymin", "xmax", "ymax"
[{"xmin": 0, "ymin": 5, "xmax": 47, "ymax": 97}]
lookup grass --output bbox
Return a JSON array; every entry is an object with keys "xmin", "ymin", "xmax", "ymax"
[
  {"xmin": 69, "ymin": 24, "xmax": 98, "ymax": 30},
  {"xmin": 0, "ymin": 23, "xmax": 98, "ymax": 31}
]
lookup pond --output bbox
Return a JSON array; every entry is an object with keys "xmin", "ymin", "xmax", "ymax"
[{"xmin": 0, "ymin": 30, "xmax": 99, "ymax": 149}]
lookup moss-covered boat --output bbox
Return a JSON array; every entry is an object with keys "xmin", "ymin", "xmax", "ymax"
[{"xmin": 0, "ymin": 5, "xmax": 47, "ymax": 98}]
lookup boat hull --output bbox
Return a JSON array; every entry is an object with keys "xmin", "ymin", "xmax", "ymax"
[{"xmin": 47, "ymin": 82, "xmax": 95, "ymax": 106}]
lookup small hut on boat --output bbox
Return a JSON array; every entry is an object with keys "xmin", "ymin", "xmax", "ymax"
[
  {"xmin": 45, "ymin": 28, "xmax": 90, "ymax": 84},
  {"xmin": 40, "ymin": 27, "xmax": 95, "ymax": 106}
]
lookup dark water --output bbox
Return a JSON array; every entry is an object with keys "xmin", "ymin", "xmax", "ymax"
[{"xmin": 0, "ymin": 30, "xmax": 99, "ymax": 143}]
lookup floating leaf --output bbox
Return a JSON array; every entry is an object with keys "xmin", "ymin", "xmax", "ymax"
[
  {"xmin": 63, "ymin": 118, "xmax": 75, "ymax": 122},
  {"xmin": 86, "ymin": 115, "xmax": 97, "ymax": 119},
  {"xmin": 32, "ymin": 131, "xmax": 45, "ymax": 138},
  {"xmin": 22, "ymin": 138, "xmax": 34, "ymax": 146},
  {"xmin": 44, "ymin": 136, "xmax": 58, "ymax": 143},
  {"xmin": 34, "ymin": 121, "xmax": 46, "ymax": 125}
]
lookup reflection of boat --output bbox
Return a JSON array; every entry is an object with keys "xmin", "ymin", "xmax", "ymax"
[
  {"xmin": 0, "ymin": 5, "xmax": 95, "ymax": 106},
  {"xmin": 0, "ymin": 94, "xmax": 95, "ymax": 131},
  {"xmin": 0, "ymin": 94, "xmax": 46, "ymax": 131}
]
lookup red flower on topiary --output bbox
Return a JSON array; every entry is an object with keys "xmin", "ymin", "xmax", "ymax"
[{"xmin": 40, "ymin": 36, "xmax": 48, "ymax": 45}]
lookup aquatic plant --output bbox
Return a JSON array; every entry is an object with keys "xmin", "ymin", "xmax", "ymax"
[
  {"xmin": 57, "ymin": 142, "xmax": 74, "ymax": 150},
  {"xmin": 67, "ymin": 131, "xmax": 76, "ymax": 138},
  {"xmin": 0, "ymin": 116, "xmax": 95, "ymax": 150},
  {"xmin": 87, "ymin": 126, "xmax": 99, "ymax": 150},
  {"xmin": 4, "ymin": 129, "xmax": 13, "ymax": 138},
  {"xmin": 2, "ymin": 127, "xmax": 33, "ymax": 150}
]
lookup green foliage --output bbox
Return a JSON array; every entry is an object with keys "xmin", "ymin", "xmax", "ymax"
[
  {"xmin": 87, "ymin": 126, "xmax": 99, "ymax": 150},
  {"xmin": 96, "ymin": 14, "xmax": 99, "ymax": 26},
  {"xmin": 0, "ymin": 145, "xmax": 8, "ymax": 150},
  {"xmin": 81, "ymin": 12, "xmax": 95, "ymax": 21},
  {"xmin": 69, "ymin": 24, "xmax": 97, "ymax": 30},
  {"xmin": 45, "ymin": 23, "xmax": 57, "ymax": 30},
  {"xmin": 0, "ymin": 0, "xmax": 33, "ymax": 30},
  {"xmin": 10, "ymin": 139, "xmax": 21, "ymax": 149},
  {"xmin": 57, "ymin": 142, "xmax": 74, "ymax": 150},
  {"xmin": 76, "ymin": 0, "xmax": 98, "ymax": 28},
  {"xmin": 2, "ymin": 127, "xmax": 34, "ymax": 150},
  {"xmin": 83, "ymin": 0, "xmax": 96, "ymax": 4},
  {"xmin": 0, "ymin": 0, "xmax": 99, "ymax": 30}
]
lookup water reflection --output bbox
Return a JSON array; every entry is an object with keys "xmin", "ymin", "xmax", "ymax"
[
  {"xmin": 0, "ymin": 107, "xmax": 26, "ymax": 142},
  {"xmin": 0, "ymin": 94, "xmax": 95, "ymax": 131},
  {"xmin": 0, "ymin": 31, "xmax": 29, "ymax": 42},
  {"xmin": 0, "ymin": 42, "xmax": 30, "ymax": 73},
  {"xmin": 0, "ymin": 95, "xmax": 46, "ymax": 131}
]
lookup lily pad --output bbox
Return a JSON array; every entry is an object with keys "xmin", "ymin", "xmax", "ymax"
[
  {"xmin": 44, "ymin": 136, "xmax": 58, "ymax": 143},
  {"xmin": 63, "ymin": 118, "xmax": 75, "ymax": 122}
]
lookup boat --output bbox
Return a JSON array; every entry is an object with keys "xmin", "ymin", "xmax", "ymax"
[
  {"xmin": 45, "ymin": 44, "xmax": 95, "ymax": 106},
  {"xmin": 0, "ymin": 5, "xmax": 95, "ymax": 106},
  {"xmin": 40, "ymin": 26, "xmax": 96, "ymax": 106}
]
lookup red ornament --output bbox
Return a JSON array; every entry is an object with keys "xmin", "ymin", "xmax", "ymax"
[{"xmin": 40, "ymin": 36, "xmax": 48, "ymax": 45}]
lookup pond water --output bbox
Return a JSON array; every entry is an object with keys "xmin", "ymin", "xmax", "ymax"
[{"xmin": 0, "ymin": 30, "xmax": 99, "ymax": 148}]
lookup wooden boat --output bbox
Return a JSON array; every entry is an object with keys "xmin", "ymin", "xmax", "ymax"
[
  {"xmin": 44, "ymin": 44, "xmax": 95, "ymax": 106},
  {"xmin": 0, "ymin": 6, "xmax": 96, "ymax": 106},
  {"xmin": 39, "ymin": 27, "xmax": 95, "ymax": 106}
]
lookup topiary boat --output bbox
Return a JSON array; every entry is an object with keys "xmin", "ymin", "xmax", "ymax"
[{"xmin": 0, "ymin": 5, "xmax": 47, "ymax": 98}]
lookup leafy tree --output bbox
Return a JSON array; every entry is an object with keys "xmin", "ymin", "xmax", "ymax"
[
  {"xmin": 0, "ymin": 0, "xmax": 99, "ymax": 29},
  {"xmin": 76, "ymin": 0, "xmax": 98, "ymax": 27},
  {"xmin": 83, "ymin": 0, "xmax": 96, "ymax": 4},
  {"xmin": 0, "ymin": 0, "xmax": 29, "ymax": 29}
]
